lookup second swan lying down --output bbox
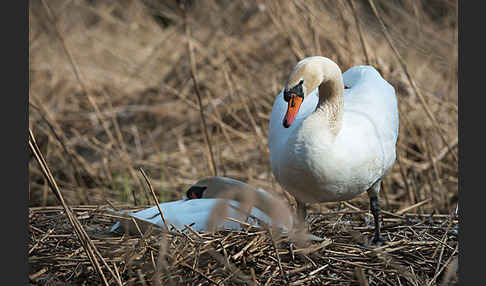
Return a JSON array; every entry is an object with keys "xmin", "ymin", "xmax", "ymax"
[
  {"xmin": 268, "ymin": 56, "xmax": 399, "ymax": 245},
  {"xmin": 110, "ymin": 176, "xmax": 294, "ymax": 233}
]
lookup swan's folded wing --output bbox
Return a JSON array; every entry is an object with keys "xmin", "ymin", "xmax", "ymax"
[
  {"xmin": 343, "ymin": 66, "xmax": 399, "ymax": 171},
  {"xmin": 109, "ymin": 198, "xmax": 287, "ymax": 234},
  {"xmin": 342, "ymin": 66, "xmax": 398, "ymax": 136}
]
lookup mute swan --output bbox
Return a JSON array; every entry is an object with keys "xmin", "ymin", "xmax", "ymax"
[
  {"xmin": 110, "ymin": 176, "xmax": 294, "ymax": 233},
  {"xmin": 268, "ymin": 56, "xmax": 399, "ymax": 244}
]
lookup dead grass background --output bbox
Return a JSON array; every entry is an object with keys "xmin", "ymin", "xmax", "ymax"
[
  {"xmin": 29, "ymin": 0, "xmax": 457, "ymax": 213},
  {"xmin": 29, "ymin": 0, "xmax": 458, "ymax": 285}
]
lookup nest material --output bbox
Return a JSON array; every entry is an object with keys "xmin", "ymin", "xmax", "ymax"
[{"xmin": 29, "ymin": 205, "xmax": 458, "ymax": 285}]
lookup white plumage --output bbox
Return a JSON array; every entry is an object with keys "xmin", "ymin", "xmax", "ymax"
[
  {"xmin": 267, "ymin": 56, "xmax": 399, "ymax": 244},
  {"xmin": 110, "ymin": 176, "xmax": 294, "ymax": 233},
  {"xmin": 269, "ymin": 57, "xmax": 398, "ymax": 203},
  {"xmin": 110, "ymin": 198, "xmax": 274, "ymax": 232}
]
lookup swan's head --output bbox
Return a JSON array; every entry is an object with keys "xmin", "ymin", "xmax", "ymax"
[
  {"xmin": 185, "ymin": 176, "xmax": 253, "ymax": 199},
  {"xmin": 282, "ymin": 57, "xmax": 341, "ymax": 128},
  {"xmin": 186, "ymin": 184, "xmax": 207, "ymax": 199}
]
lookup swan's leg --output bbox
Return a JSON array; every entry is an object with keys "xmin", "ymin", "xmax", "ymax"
[
  {"xmin": 296, "ymin": 199, "xmax": 307, "ymax": 222},
  {"xmin": 367, "ymin": 180, "xmax": 385, "ymax": 246}
]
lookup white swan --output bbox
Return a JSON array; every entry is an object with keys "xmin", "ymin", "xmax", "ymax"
[
  {"xmin": 110, "ymin": 176, "xmax": 294, "ymax": 233},
  {"xmin": 268, "ymin": 56, "xmax": 399, "ymax": 244}
]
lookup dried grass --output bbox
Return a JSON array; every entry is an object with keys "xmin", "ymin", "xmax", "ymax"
[
  {"xmin": 28, "ymin": 205, "xmax": 458, "ymax": 285},
  {"xmin": 29, "ymin": 0, "xmax": 457, "ymax": 211}
]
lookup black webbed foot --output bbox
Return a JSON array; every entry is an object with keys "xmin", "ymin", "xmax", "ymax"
[
  {"xmin": 367, "ymin": 180, "xmax": 386, "ymax": 247},
  {"xmin": 371, "ymin": 234, "xmax": 386, "ymax": 246}
]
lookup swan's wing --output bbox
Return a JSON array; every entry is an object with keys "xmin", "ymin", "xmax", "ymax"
[
  {"xmin": 342, "ymin": 66, "xmax": 399, "ymax": 171},
  {"xmin": 169, "ymin": 199, "xmax": 276, "ymax": 231},
  {"xmin": 106, "ymin": 203, "xmax": 181, "ymax": 233},
  {"xmin": 342, "ymin": 66, "xmax": 398, "ymax": 139},
  {"xmin": 268, "ymin": 89, "xmax": 319, "ymax": 181},
  {"xmin": 111, "ymin": 199, "xmax": 279, "ymax": 233},
  {"xmin": 127, "ymin": 200, "xmax": 191, "ymax": 230},
  {"xmin": 128, "ymin": 199, "xmax": 224, "ymax": 231}
]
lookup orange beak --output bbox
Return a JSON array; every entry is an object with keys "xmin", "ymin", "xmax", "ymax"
[{"xmin": 283, "ymin": 94, "xmax": 303, "ymax": 128}]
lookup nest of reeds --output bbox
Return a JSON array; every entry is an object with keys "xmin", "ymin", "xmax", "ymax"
[{"xmin": 29, "ymin": 205, "xmax": 458, "ymax": 286}]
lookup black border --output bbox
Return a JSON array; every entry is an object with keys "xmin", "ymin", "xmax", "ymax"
[
  {"xmin": 3, "ymin": 0, "xmax": 29, "ymax": 284},
  {"xmin": 459, "ymin": 0, "xmax": 473, "ymax": 285}
]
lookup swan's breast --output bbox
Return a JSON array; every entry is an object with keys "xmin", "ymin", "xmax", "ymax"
[{"xmin": 277, "ymin": 114, "xmax": 389, "ymax": 203}]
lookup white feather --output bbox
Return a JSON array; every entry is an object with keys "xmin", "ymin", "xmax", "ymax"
[{"xmin": 268, "ymin": 60, "xmax": 399, "ymax": 203}]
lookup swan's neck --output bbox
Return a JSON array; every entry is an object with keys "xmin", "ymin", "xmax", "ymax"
[{"xmin": 315, "ymin": 76, "xmax": 344, "ymax": 136}]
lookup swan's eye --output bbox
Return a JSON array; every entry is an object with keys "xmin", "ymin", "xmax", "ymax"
[{"xmin": 284, "ymin": 80, "xmax": 304, "ymax": 102}]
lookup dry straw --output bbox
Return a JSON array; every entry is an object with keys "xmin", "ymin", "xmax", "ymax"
[
  {"xmin": 29, "ymin": 205, "xmax": 458, "ymax": 285},
  {"xmin": 29, "ymin": 129, "xmax": 119, "ymax": 286}
]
